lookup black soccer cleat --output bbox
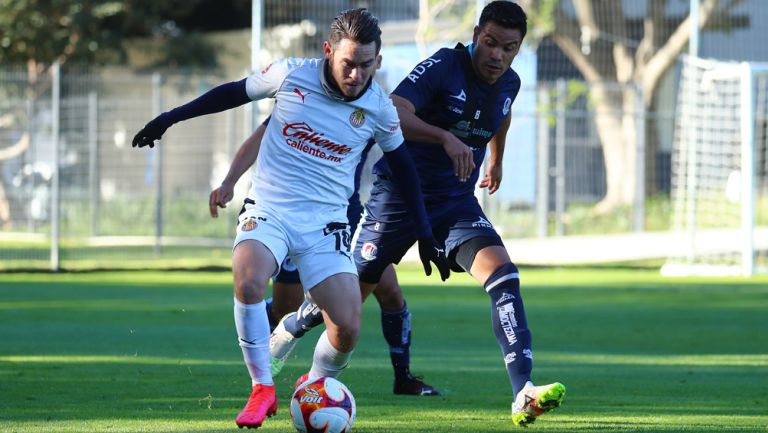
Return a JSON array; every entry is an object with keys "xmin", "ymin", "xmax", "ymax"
[{"xmin": 393, "ymin": 371, "xmax": 441, "ymax": 396}]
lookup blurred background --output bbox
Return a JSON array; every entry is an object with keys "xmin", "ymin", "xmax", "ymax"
[{"xmin": 1, "ymin": 0, "xmax": 766, "ymax": 275}]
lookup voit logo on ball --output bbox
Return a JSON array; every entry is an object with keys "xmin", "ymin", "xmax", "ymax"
[{"xmin": 299, "ymin": 387, "xmax": 323, "ymax": 404}]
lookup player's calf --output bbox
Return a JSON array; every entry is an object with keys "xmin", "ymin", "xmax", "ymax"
[
  {"xmin": 269, "ymin": 301, "xmax": 324, "ymax": 375},
  {"xmin": 485, "ymin": 263, "xmax": 533, "ymax": 396}
]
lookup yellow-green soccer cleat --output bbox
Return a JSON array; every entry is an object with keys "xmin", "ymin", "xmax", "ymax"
[
  {"xmin": 268, "ymin": 313, "xmax": 299, "ymax": 376},
  {"xmin": 511, "ymin": 382, "xmax": 566, "ymax": 427},
  {"xmin": 269, "ymin": 356, "xmax": 285, "ymax": 377}
]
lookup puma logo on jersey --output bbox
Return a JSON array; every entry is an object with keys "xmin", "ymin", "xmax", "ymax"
[
  {"xmin": 293, "ymin": 88, "xmax": 310, "ymax": 103},
  {"xmin": 450, "ymin": 89, "xmax": 467, "ymax": 101}
]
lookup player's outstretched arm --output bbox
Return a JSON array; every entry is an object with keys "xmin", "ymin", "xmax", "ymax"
[
  {"xmin": 132, "ymin": 78, "xmax": 251, "ymax": 148},
  {"xmin": 390, "ymin": 94, "xmax": 475, "ymax": 182},
  {"xmin": 479, "ymin": 111, "xmax": 511, "ymax": 195},
  {"xmin": 383, "ymin": 145, "xmax": 450, "ymax": 281},
  {"xmin": 209, "ymin": 122, "xmax": 267, "ymax": 217}
]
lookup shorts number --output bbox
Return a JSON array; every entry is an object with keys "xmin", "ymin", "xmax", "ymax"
[
  {"xmin": 324, "ymin": 223, "xmax": 351, "ymax": 253},
  {"xmin": 333, "ymin": 230, "xmax": 351, "ymax": 252}
]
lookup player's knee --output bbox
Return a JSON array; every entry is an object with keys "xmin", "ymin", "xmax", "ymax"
[
  {"xmin": 337, "ymin": 324, "xmax": 360, "ymax": 348},
  {"xmin": 328, "ymin": 315, "xmax": 360, "ymax": 351},
  {"xmin": 484, "ymin": 262, "xmax": 520, "ymax": 291},
  {"xmin": 233, "ymin": 276, "xmax": 269, "ymax": 303},
  {"xmin": 323, "ymin": 291, "xmax": 361, "ymax": 331}
]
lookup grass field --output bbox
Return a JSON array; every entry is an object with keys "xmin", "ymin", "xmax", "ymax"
[{"xmin": 1, "ymin": 266, "xmax": 766, "ymax": 433}]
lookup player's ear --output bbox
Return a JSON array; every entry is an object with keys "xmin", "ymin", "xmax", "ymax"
[
  {"xmin": 376, "ymin": 54, "xmax": 382, "ymax": 70},
  {"xmin": 472, "ymin": 25, "xmax": 480, "ymax": 44},
  {"xmin": 323, "ymin": 41, "xmax": 332, "ymax": 59}
]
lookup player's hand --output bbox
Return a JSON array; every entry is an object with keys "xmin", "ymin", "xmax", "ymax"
[
  {"xmin": 441, "ymin": 133, "xmax": 475, "ymax": 182},
  {"xmin": 132, "ymin": 114, "xmax": 170, "ymax": 148},
  {"xmin": 209, "ymin": 182, "xmax": 235, "ymax": 218},
  {"xmin": 418, "ymin": 236, "xmax": 450, "ymax": 281},
  {"xmin": 479, "ymin": 163, "xmax": 502, "ymax": 194}
]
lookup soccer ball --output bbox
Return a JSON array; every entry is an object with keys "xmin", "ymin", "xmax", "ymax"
[{"xmin": 290, "ymin": 376, "xmax": 356, "ymax": 433}]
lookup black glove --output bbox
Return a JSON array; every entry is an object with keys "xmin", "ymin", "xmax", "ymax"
[
  {"xmin": 418, "ymin": 236, "xmax": 450, "ymax": 281},
  {"xmin": 132, "ymin": 114, "xmax": 171, "ymax": 148}
]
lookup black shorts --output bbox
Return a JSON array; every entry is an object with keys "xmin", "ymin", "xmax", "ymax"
[{"xmin": 354, "ymin": 176, "xmax": 502, "ymax": 283}]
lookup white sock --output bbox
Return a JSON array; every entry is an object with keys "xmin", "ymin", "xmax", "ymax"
[
  {"xmin": 308, "ymin": 330, "xmax": 353, "ymax": 379},
  {"xmin": 233, "ymin": 298, "xmax": 272, "ymax": 386}
]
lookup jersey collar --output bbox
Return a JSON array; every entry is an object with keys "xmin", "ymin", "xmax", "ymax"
[{"xmin": 320, "ymin": 59, "xmax": 372, "ymax": 103}]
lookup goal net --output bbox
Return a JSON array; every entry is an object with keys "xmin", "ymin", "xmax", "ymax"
[{"xmin": 662, "ymin": 57, "xmax": 768, "ymax": 276}]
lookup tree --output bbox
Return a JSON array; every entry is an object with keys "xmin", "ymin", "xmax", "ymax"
[
  {"xmin": 0, "ymin": 0, "xmax": 228, "ymax": 227},
  {"xmin": 415, "ymin": 0, "xmax": 476, "ymax": 58},
  {"xmin": 519, "ymin": 0, "xmax": 724, "ymax": 213}
]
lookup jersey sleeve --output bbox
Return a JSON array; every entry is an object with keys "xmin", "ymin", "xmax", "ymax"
[
  {"xmin": 374, "ymin": 98, "xmax": 404, "ymax": 152},
  {"xmin": 391, "ymin": 48, "xmax": 453, "ymax": 112},
  {"xmin": 245, "ymin": 58, "xmax": 296, "ymax": 100}
]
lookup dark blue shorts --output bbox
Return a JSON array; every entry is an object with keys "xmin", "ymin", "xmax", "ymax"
[
  {"xmin": 273, "ymin": 201, "xmax": 364, "ymax": 284},
  {"xmin": 354, "ymin": 176, "xmax": 502, "ymax": 283}
]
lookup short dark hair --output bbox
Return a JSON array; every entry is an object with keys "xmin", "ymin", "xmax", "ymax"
[
  {"xmin": 329, "ymin": 8, "xmax": 382, "ymax": 53},
  {"xmin": 479, "ymin": 1, "xmax": 527, "ymax": 39}
]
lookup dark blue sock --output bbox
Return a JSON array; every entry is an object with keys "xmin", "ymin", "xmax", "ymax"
[
  {"xmin": 381, "ymin": 301, "xmax": 412, "ymax": 379},
  {"xmin": 283, "ymin": 299, "xmax": 324, "ymax": 337},
  {"xmin": 485, "ymin": 263, "xmax": 532, "ymax": 397}
]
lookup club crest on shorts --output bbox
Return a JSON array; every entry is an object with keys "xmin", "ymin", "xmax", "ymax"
[
  {"xmin": 240, "ymin": 217, "xmax": 259, "ymax": 232},
  {"xmin": 361, "ymin": 242, "xmax": 377, "ymax": 260},
  {"xmin": 349, "ymin": 109, "xmax": 366, "ymax": 127}
]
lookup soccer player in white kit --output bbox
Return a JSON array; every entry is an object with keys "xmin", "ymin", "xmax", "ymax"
[{"xmin": 132, "ymin": 9, "xmax": 449, "ymax": 429}]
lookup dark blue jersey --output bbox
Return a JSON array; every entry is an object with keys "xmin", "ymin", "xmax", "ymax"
[
  {"xmin": 373, "ymin": 44, "xmax": 521, "ymax": 201},
  {"xmin": 347, "ymin": 138, "xmax": 375, "ymax": 223}
]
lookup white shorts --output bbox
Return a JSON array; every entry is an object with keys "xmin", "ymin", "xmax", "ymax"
[{"xmin": 234, "ymin": 202, "xmax": 357, "ymax": 291}]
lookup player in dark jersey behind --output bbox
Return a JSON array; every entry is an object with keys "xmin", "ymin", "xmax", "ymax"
[
  {"xmin": 362, "ymin": 2, "xmax": 565, "ymax": 426},
  {"xmin": 270, "ymin": 1, "xmax": 565, "ymax": 427}
]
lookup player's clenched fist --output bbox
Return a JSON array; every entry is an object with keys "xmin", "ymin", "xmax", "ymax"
[
  {"xmin": 418, "ymin": 236, "xmax": 450, "ymax": 281},
  {"xmin": 209, "ymin": 182, "xmax": 235, "ymax": 218},
  {"xmin": 132, "ymin": 114, "xmax": 171, "ymax": 148}
]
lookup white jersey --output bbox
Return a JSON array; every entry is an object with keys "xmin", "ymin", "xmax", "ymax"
[{"xmin": 244, "ymin": 58, "xmax": 403, "ymax": 219}]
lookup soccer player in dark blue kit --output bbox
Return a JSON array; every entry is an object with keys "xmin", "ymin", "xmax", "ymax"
[{"xmin": 355, "ymin": 1, "xmax": 565, "ymax": 426}]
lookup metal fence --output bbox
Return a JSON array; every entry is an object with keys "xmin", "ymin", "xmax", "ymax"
[
  {"xmin": 2, "ymin": 0, "xmax": 766, "ymax": 270},
  {"xmin": 0, "ymin": 64, "xmax": 664, "ymax": 270}
]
